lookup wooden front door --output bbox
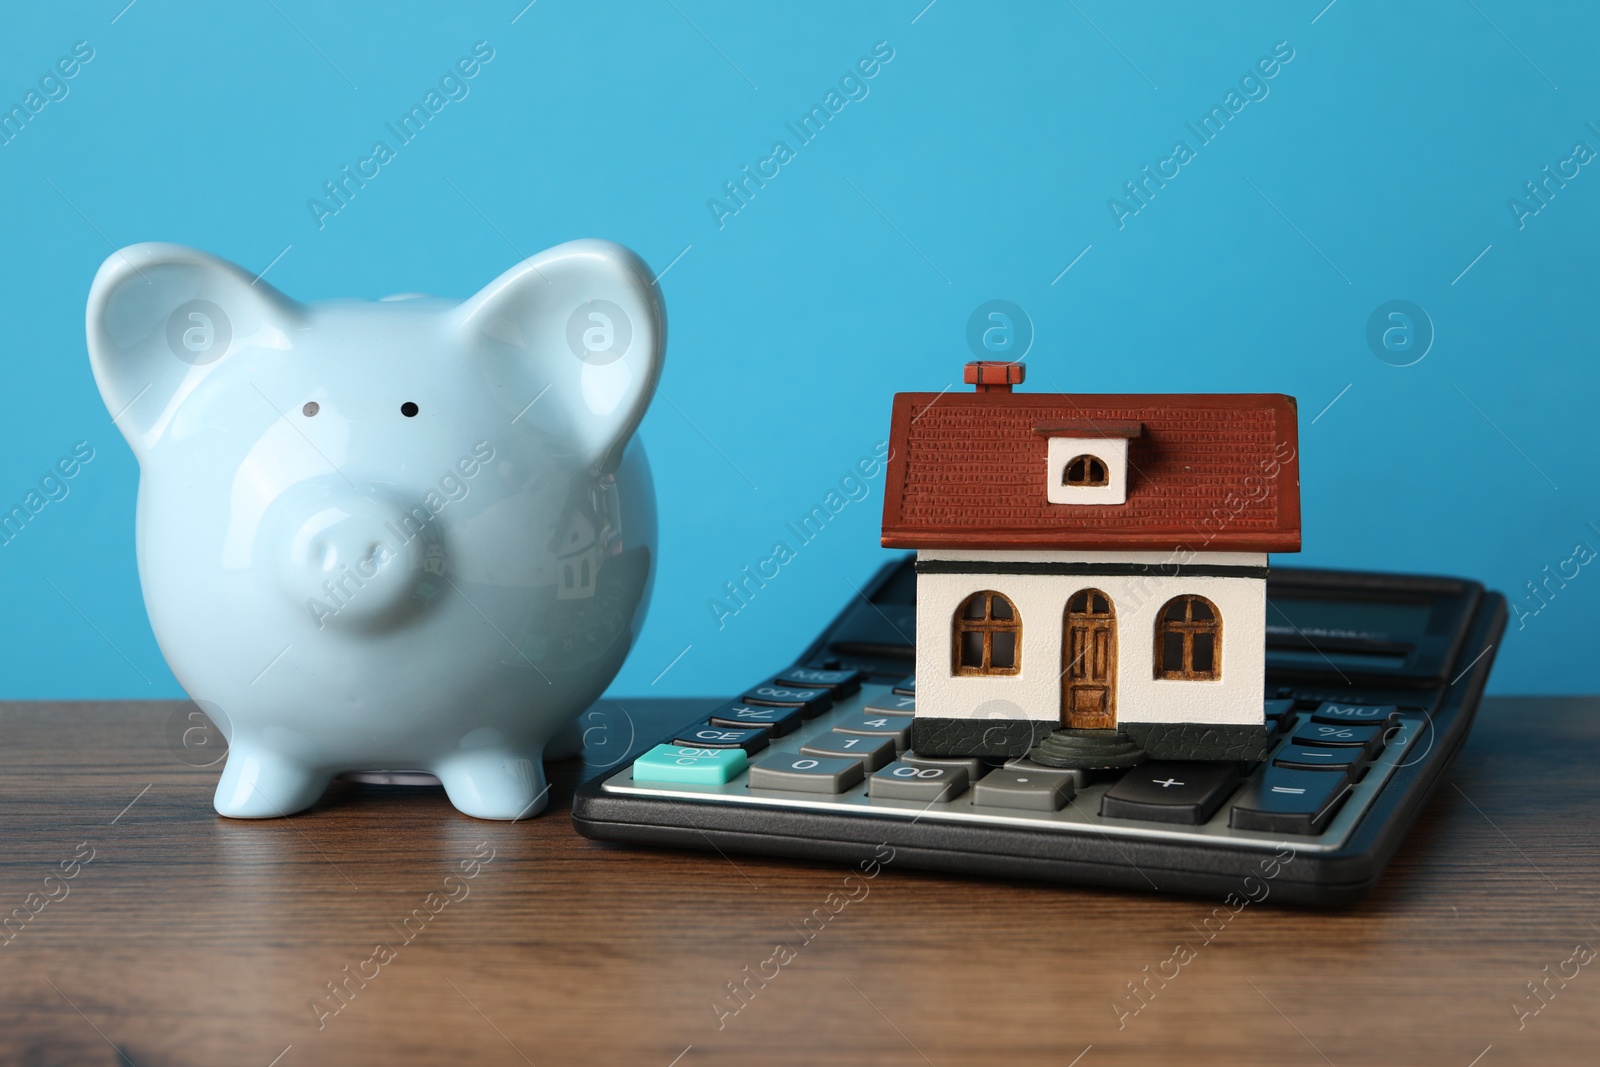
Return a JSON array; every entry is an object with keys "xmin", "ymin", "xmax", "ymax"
[{"xmin": 1063, "ymin": 590, "xmax": 1116, "ymax": 729}]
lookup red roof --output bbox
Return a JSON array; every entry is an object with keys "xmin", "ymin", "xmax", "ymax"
[{"xmin": 881, "ymin": 391, "xmax": 1301, "ymax": 552}]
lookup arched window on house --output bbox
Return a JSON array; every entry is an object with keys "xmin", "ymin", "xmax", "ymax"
[
  {"xmin": 1155, "ymin": 595, "xmax": 1221, "ymax": 680},
  {"xmin": 1063, "ymin": 454, "xmax": 1109, "ymax": 487},
  {"xmin": 953, "ymin": 591, "xmax": 1021, "ymax": 675}
]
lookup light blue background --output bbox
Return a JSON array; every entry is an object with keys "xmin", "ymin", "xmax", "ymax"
[{"xmin": 0, "ymin": 1, "xmax": 1593, "ymax": 700}]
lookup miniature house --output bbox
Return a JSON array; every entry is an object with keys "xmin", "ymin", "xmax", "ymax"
[{"xmin": 880, "ymin": 361, "xmax": 1301, "ymax": 766}]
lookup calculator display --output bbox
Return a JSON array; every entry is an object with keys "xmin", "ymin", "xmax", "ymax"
[{"xmin": 1268, "ymin": 596, "xmax": 1435, "ymax": 636}]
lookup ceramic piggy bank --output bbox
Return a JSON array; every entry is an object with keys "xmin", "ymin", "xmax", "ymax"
[{"xmin": 87, "ymin": 240, "xmax": 663, "ymax": 820}]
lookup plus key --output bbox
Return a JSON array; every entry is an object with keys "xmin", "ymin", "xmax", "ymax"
[{"xmin": 1099, "ymin": 762, "xmax": 1243, "ymax": 825}]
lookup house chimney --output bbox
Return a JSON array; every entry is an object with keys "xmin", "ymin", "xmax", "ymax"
[{"xmin": 965, "ymin": 360, "xmax": 1025, "ymax": 393}]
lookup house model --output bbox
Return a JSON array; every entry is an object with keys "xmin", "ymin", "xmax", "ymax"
[{"xmin": 880, "ymin": 361, "xmax": 1300, "ymax": 769}]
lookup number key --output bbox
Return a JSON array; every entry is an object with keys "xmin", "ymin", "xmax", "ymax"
[
  {"xmin": 747, "ymin": 753, "xmax": 864, "ymax": 794},
  {"xmin": 864, "ymin": 694, "xmax": 917, "ymax": 717},
  {"xmin": 901, "ymin": 752, "xmax": 990, "ymax": 781},
  {"xmin": 868, "ymin": 761, "xmax": 969, "ymax": 802},
  {"xmin": 800, "ymin": 732, "xmax": 896, "ymax": 771},
  {"xmin": 832, "ymin": 713, "xmax": 913, "ymax": 750}
]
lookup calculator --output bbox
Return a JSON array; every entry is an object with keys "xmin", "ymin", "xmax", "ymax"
[{"xmin": 573, "ymin": 559, "xmax": 1506, "ymax": 906}]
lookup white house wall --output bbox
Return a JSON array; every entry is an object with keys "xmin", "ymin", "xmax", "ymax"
[{"xmin": 915, "ymin": 550, "xmax": 1266, "ymax": 727}]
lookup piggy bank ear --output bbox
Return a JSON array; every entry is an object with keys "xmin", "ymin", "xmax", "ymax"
[
  {"xmin": 457, "ymin": 239, "xmax": 665, "ymax": 469},
  {"xmin": 86, "ymin": 243, "xmax": 298, "ymax": 460}
]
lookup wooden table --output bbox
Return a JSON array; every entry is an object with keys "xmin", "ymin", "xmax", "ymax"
[{"xmin": 2, "ymin": 697, "xmax": 1596, "ymax": 1065}]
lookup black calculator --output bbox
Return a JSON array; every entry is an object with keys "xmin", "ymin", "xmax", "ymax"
[{"xmin": 573, "ymin": 559, "xmax": 1506, "ymax": 906}]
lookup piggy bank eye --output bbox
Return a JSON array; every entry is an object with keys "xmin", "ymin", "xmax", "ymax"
[
  {"xmin": 302, "ymin": 402, "xmax": 319, "ymax": 417},
  {"xmin": 400, "ymin": 402, "xmax": 419, "ymax": 417}
]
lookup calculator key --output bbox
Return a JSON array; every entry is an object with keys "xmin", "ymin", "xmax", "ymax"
[
  {"xmin": 832, "ymin": 713, "xmax": 913, "ymax": 749},
  {"xmin": 708, "ymin": 702, "xmax": 803, "ymax": 737},
  {"xmin": 1099, "ymin": 762, "xmax": 1242, "ymax": 825},
  {"xmin": 1004, "ymin": 757, "xmax": 1089, "ymax": 790},
  {"xmin": 747, "ymin": 753, "xmax": 864, "ymax": 794},
  {"xmin": 631, "ymin": 744, "xmax": 748, "ymax": 786},
  {"xmin": 901, "ymin": 752, "xmax": 990, "ymax": 781},
  {"xmin": 1263, "ymin": 699, "xmax": 1296, "ymax": 723},
  {"xmin": 1310, "ymin": 702, "xmax": 1399, "ymax": 726},
  {"xmin": 892, "ymin": 675, "xmax": 916, "ymax": 696},
  {"xmin": 671, "ymin": 722, "xmax": 770, "ymax": 755},
  {"xmin": 800, "ymin": 733, "xmax": 896, "ymax": 771},
  {"xmin": 1292, "ymin": 721, "xmax": 1390, "ymax": 756},
  {"xmin": 868, "ymin": 761, "xmax": 969, "ymax": 802},
  {"xmin": 973, "ymin": 768, "xmax": 1074, "ymax": 812},
  {"xmin": 742, "ymin": 685, "xmax": 834, "ymax": 717},
  {"xmin": 1230, "ymin": 767, "xmax": 1352, "ymax": 834},
  {"xmin": 1263, "ymin": 699, "xmax": 1296, "ymax": 737},
  {"xmin": 863, "ymin": 694, "xmax": 917, "ymax": 717},
  {"xmin": 1272, "ymin": 743, "xmax": 1365, "ymax": 774},
  {"xmin": 773, "ymin": 667, "xmax": 864, "ymax": 697}
]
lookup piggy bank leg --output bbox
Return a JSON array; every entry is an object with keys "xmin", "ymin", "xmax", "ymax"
[
  {"xmin": 543, "ymin": 717, "xmax": 586, "ymax": 761},
  {"xmin": 434, "ymin": 750, "xmax": 548, "ymax": 820},
  {"xmin": 213, "ymin": 744, "xmax": 333, "ymax": 819}
]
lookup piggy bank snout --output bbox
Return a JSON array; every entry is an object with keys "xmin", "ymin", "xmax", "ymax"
[{"xmin": 274, "ymin": 490, "xmax": 441, "ymax": 628}]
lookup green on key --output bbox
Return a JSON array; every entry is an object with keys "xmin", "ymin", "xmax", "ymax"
[{"xmin": 632, "ymin": 744, "xmax": 748, "ymax": 785}]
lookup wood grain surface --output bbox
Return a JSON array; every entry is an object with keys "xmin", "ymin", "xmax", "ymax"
[{"xmin": 1, "ymin": 696, "xmax": 1596, "ymax": 1066}]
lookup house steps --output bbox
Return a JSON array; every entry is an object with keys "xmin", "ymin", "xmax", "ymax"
[{"xmin": 1027, "ymin": 728, "xmax": 1148, "ymax": 770}]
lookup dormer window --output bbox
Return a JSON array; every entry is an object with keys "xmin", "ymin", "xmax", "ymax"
[
  {"xmin": 1036, "ymin": 420, "xmax": 1141, "ymax": 506},
  {"xmin": 1063, "ymin": 455, "xmax": 1109, "ymax": 487}
]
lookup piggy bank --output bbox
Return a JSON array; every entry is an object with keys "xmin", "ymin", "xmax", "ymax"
[{"xmin": 86, "ymin": 240, "xmax": 664, "ymax": 820}]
